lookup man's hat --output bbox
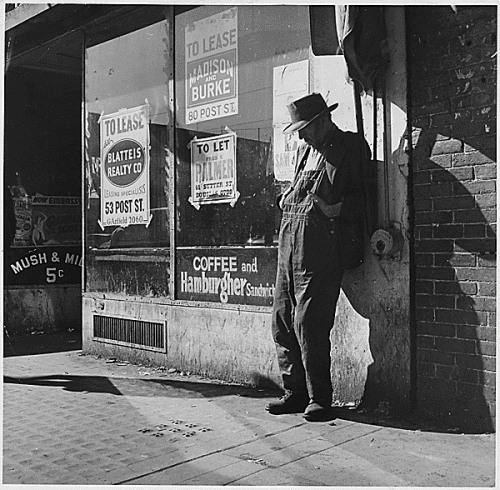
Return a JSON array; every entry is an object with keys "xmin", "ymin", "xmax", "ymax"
[{"xmin": 283, "ymin": 93, "xmax": 338, "ymax": 134}]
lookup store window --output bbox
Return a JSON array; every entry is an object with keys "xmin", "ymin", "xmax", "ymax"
[
  {"xmin": 84, "ymin": 14, "xmax": 171, "ymax": 251},
  {"xmin": 174, "ymin": 6, "xmax": 312, "ymax": 306}
]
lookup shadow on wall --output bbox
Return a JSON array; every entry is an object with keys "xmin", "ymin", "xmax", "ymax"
[
  {"xmin": 411, "ymin": 126, "xmax": 496, "ymax": 432},
  {"xmin": 338, "ymin": 242, "xmax": 411, "ymax": 416}
]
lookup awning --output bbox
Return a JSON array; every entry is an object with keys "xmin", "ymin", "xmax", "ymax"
[{"xmin": 310, "ymin": 5, "xmax": 387, "ymax": 92}]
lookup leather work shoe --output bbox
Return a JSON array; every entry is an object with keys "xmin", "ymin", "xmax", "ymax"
[
  {"xmin": 266, "ymin": 391, "xmax": 310, "ymax": 415},
  {"xmin": 303, "ymin": 401, "xmax": 335, "ymax": 422}
]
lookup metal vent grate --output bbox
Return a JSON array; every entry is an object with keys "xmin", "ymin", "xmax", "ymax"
[{"xmin": 93, "ymin": 315, "xmax": 166, "ymax": 352}]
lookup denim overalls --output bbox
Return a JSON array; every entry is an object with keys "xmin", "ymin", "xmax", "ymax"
[{"xmin": 272, "ymin": 146, "xmax": 344, "ymax": 406}]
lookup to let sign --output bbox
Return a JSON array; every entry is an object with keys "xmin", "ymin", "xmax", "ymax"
[{"xmin": 188, "ymin": 132, "xmax": 239, "ymax": 209}]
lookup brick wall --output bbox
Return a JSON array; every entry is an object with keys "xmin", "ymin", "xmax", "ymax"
[{"xmin": 407, "ymin": 5, "xmax": 496, "ymax": 432}]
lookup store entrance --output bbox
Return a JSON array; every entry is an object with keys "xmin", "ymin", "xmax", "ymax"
[{"xmin": 4, "ymin": 31, "xmax": 84, "ymax": 336}]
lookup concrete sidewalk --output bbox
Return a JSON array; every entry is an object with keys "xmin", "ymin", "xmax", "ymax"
[{"xmin": 3, "ymin": 341, "xmax": 496, "ymax": 486}]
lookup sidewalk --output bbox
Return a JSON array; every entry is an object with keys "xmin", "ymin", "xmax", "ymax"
[{"xmin": 3, "ymin": 334, "xmax": 496, "ymax": 486}]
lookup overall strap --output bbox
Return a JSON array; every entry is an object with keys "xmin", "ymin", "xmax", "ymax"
[
  {"xmin": 309, "ymin": 143, "xmax": 329, "ymax": 194},
  {"xmin": 291, "ymin": 145, "xmax": 312, "ymax": 188}
]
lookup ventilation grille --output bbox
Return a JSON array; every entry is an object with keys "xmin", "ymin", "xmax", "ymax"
[{"xmin": 93, "ymin": 315, "xmax": 166, "ymax": 352}]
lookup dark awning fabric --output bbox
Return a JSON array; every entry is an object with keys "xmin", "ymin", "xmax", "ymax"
[{"xmin": 310, "ymin": 5, "xmax": 387, "ymax": 92}]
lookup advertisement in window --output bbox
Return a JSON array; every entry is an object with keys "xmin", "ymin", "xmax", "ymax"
[
  {"xmin": 99, "ymin": 105, "xmax": 151, "ymax": 229},
  {"xmin": 272, "ymin": 60, "xmax": 309, "ymax": 182},
  {"xmin": 188, "ymin": 132, "xmax": 239, "ymax": 209},
  {"xmin": 177, "ymin": 248, "xmax": 276, "ymax": 306},
  {"xmin": 185, "ymin": 7, "xmax": 238, "ymax": 125}
]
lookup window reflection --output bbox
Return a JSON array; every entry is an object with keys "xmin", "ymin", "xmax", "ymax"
[
  {"xmin": 175, "ymin": 5, "xmax": 311, "ymax": 247},
  {"xmin": 85, "ymin": 20, "xmax": 170, "ymax": 249}
]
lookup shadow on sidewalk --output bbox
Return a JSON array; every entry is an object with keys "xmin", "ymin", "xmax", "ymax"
[
  {"xmin": 3, "ymin": 373, "xmax": 279, "ymax": 400},
  {"xmin": 4, "ymin": 372, "xmax": 483, "ymax": 434},
  {"xmin": 3, "ymin": 330, "xmax": 82, "ymax": 357}
]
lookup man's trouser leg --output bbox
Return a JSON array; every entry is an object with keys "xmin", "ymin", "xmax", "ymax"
[
  {"xmin": 272, "ymin": 214, "xmax": 343, "ymax": 403},
  {"xmin": 272, "ymin": 218, "xmax": 308, "ymax": 396},
  {"xmin": 292, "ymin": 214, "xmax": 343, "ymax": 405}
]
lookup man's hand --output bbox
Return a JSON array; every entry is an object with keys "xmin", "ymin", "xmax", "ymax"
[
  {"xmin": 278, "ymin": 187, "xmax": 293, "ymax": 210},
  {"xmin": 308, "ymin": 192, "xmax": 342, "ymax": 218}
]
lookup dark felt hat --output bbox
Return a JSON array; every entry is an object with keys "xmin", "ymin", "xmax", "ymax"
[{"xmin": 283, "ymin": 93, "xmax": 338, "ymax": 134}]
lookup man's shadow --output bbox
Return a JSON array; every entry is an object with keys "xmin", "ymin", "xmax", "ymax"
[{"xmin": 339, "ymin": 127, "xmax": 495, "ymax": 433}]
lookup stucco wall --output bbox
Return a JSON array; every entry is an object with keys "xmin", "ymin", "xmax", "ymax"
[{"xmin": 327, "ymin": 7, "xmax": 411, "ymax": 411}]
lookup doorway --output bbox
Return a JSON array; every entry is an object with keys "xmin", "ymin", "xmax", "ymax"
[{"xmin": 4, "ymin": 30, "xmax": 84, "ymax": 335}]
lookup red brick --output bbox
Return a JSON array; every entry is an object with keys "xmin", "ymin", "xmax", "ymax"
[
  {"xmin": 417, "ymin": 361, "xmax": 436, "ymax": 378},
  {"xmin": 429, "ymin": 154, "xmax": 453, "ymax": 169},
  {"xmin": 452, "ymin": 92, "xmax": 496, "ymax": 110},
  {"xmin": 417, "ymin": 348, "xmax": 455, "ymax": 365},
  {"xmin": 435, "ymin": 308, "xmax": 469, "ymax": 324},
  {"xmin": 413, "ymin": 170, "xmax": 432, "ymax": 185},
  {"xmin": 415, "ymin": 225, "xmax": 433, "ymax": 239},
  {"xmin": 434, "ymin": 195, "xmax": 475, "ymax": 211},
  {"xmin": 416, "ymin": 266, "xmax": 456, "ymax": 281},
  {"xmin": 486, "ymin": 224, "xmax": 496, "ymax": 238},
  {"xmin": 456, "ymin": 295, "xmax": 476, "ymax": 310},
  {"xmin": 454, "ymin": 208, "xmax": 493, "ymax": 223},
  {"xmin": 455, "ymin": 366, "xmax": 480, "ymax": 384},
  {"xmin": 475, "ymin": 193, "xmax": 497, "ymax": 209},
  {"xmin": 454, "ymin": 238, "xmax": 496, "ymax": 254},
  {"xmin": 431, "ymin": 139, "xmax": 463, "ymax": 155},
  {"xmin": 473, "ymin": 296, "xmax": 496, "ymax": 312},
  {"xmin": 416, "ymin": 294, "xmax": 455, "ymax": 309},
  {"xmin": 412, "ymin": 117, "xmax": 430, "ymax": 130},
  {"xmin": 417, "ymin": 322, "xmax": 456, "ymax": 337},
  {"xmin": 431, "ymin": 112, "xmax": 454, "ymax": 127},
  {"xmin": 474, "ymin": 164, "xmax": 497, "ymax": 180},
  {"xmin": 451, "ymin": 121, "xmax": 491, "ymax": 138},
  {"xmin": 481, "ymin": 371, "xmax": 496, "ymax": 387},
  {"xmin": 452, "ymin": 151, "xmax": 494, "ymax": 166},
  {"xmin": 473, "ymin": 104, "xmax": 495, "ymax": 121},
  {"xmin": 414, "ymin": 182, "xmax": 453, "ymax": 197},
  {"xmin": 413, "ymin": 99, "xmax": 451, "ymax": 117},
  {"xmin": 447, "ymin": 253, "xmax": 477, "ymax": 267},
  {"xmin": 413, "ymin": 198, "xmax": 432, "ymax": 211},
  {"xmin": 464, "ymin": 224, "xmax": 486, "ymax": 237},
  {"xmin": 452, "ymin": 108, "xmax": 474, "ymax": 123},
  {"xmin": 456, "ymin": 325, "xmax": 496, "ymax": 342},
  {"xmin": 434, "ymin": 280, "xmax": 477, "ymax": 295},
  {"xmin": 416, "ymin": 308, "xmax": 434, "ymax": 322},
  {"xmin": 432, "ymin": 167, "xmax": 474, "ymax": 182},
  {"xmin": 432, "ymin": 223, "xmax": 464, "ymax": 238},
  {"xmin": 417, "ymin": 335, "xmax": 436, "ymax": 349},
  {"xmin": 435, "ymin": 364, "xmax": 457, "ymax": 382},
  {"xmin": 482, "ymin": 356, "xmax": 496, "ymax": 372},
  {"xmin": 453, "ymin": 180, "xmax": 496, "ymax": 195},
  {"xmin": 454, "ymin": 352, "xmax": 485, "ymax": 369},
  {"xmin": 477, "ymin": 282, "xmax": 495, "ymax": 296},
  {"xmin": 417, "ymin": 377, "xmax": 457, "ymax": 401},
  {"xmin": 487, "ymin": 312, "xmax": 496, "ymax": 327},
  {"xmin": 415, "ymin": 211, "xmax": 454, "ymax": 225},
  {"xmin": 436, "ymin": 337, "xmax": 476, "ymax": 354},
  {"xmin": 416, "ymin": 279, "xmax": 434, "ymax": 293},
  {"xmin": 467, "ymin": 310, "xmax": 489, "ymax": 326},
  {"xmin": 456, "ymin": 380, "xmax": 493, "ymax": 403},
  {"xmin": 477, "ymin": 255, "xmax": 496, "ymax": 267}
]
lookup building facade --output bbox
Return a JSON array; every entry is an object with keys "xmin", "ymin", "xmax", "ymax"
[{"xmin": 4, "ymin": 4, "xmax": 496, "ymax": 432}]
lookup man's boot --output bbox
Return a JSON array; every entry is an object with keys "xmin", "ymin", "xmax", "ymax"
[{"xmin": 266, "ymin": 390, "xmax": 310, "ymax": 415}]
